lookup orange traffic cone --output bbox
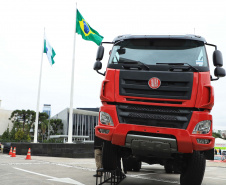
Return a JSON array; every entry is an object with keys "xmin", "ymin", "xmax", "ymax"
[
  {"xmin": 11, "ymin": 147, "xmax": 16, "ymax": 157},
  {"xmin": 8, "ymin": 147, "xmax": 12, "ymax": 155},
  {"xmin": 25, "ymin": 148, "xmax": 31, "ymax": 160}
]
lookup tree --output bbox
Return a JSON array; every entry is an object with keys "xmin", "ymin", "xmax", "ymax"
[
  {"xmin": 39, "ymin": 112, "xmax": 49, "ymax": 122},
  {"xmin": 50, "ymin": 119, "xmax": 63, "ymax": 135},
  {"xmin": 37, "ymin": 112, "xmax": 49, "ymax": 141},
  {"xmin": 15, "ymin": 129, "xmax": 25, "ymax": 141},
  {"xmin": 1, "ymin": 127, "xmax": 10, "ymax": 140},
  {"xmin": 213, "ymin": 132, "xmax": 222, "ymax": 138},
  {"xmin": 14, "ymin": 129, "xmax": 30, "ymax": 142},
  {"xmin": 2, "ymin": 109, "xmax": 50, "ymax": 142},
  {"xmin": 10, "ymin": 109, "xmax": 35, "ymax": 134},
  {"xmin": 40, "ymin": 120, "xmax": 48, "ymax": 142},
  {"xmin": 9, "ymin": 127, "xmax": 17, "ymax": 141},
  {"xmin": 7, "ymin": 110, "xmax": 49, "ymax": 142}
]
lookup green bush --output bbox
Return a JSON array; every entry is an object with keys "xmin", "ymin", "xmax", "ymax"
[{"xmin": 1, "ymin": 128, "xmax": 10, "ymax": 140}]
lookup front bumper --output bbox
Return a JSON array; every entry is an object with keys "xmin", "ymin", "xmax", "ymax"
[{"xmin": 95, "ymin": 104, "xmax": 215, "ymax": 153}]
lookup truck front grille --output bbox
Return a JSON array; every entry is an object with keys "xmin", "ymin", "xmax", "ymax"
[
  {"xmin": 116, "ymin": 104, "xmax": 194, "ymax": 129},
  {"xmin": 119, "ymin": 70, "xmax": 193, "ymax": 100}
]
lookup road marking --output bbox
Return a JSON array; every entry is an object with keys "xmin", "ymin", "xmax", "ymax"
[
  {"xmin": 69, "ymin": 162, "xmax": 96, "ymax": 164},
  {"xmin": 14, "ymin": 167, "xmax": 85, "ymax": 185},
  {"xmin": 128, "ymin": 172, "xmax": 156, "ymax": 177},
  {"xmin": 1, "ymin": 162, "xmax": 49, "ymax": 165},
  {"xmin": 127, "ymin": 174, "xmax": 180, "ymax": 184},
  {"xmin": 55, "ymin": 163, "xmax": 96, "ymax": 172},
  {"xmin": 140, "ymin": 169, "xmax": 156, "ymax": 172},
  {"xmin": 133, "ymin": 176, "xmax": 179, "ymax": 184},
  {"xmin": 48, "ymin": 178, "xmax": 85, "ymax": 184},
  {"xmin": 0, "ymin": 160, "xmax": 95, "ymax": 172},
  {"xmin": 205, "ymin": 177, "xmax": 226, "ymax": 181},
  {"xmin": 56, "ymin": 164, "xmax": 73, "ymax": 168}
]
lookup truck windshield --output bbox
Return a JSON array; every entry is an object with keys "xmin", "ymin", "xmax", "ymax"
[{"xmin": 109, "ymin": 39, "xmax": 208, "ymax": 67}]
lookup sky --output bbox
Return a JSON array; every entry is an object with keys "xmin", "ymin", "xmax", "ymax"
[{"xmin": 0, "ymin": 0, "xmax": 226, "ymax": 130}]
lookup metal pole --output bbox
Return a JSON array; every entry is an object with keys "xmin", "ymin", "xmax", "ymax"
[
  {"xmin": 34, "ymin": 27, "xmax": 45, "ymax": 143},
  {"xmin": 68, "ymin": 2, "xmax": 77, "ymax": 143}
]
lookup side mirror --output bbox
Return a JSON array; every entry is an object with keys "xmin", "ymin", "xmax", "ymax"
[
  {"xmin": 214, "ymin": 67, "xmax": 226, "ymax": 77},
  {"xmin": 93, "ymin": 61, "xmax": 102, "ymax": 71},
  {"xmin": 117, "ymin": 48, "xmax": 126, "ymax": 55},
  {"xmin": 94, "ymin": 46, "xmax": 105, "ymax": 76},
  {"xmin": 96, "ymin": 45, "xmax": 104, "ymax": 61},
  {"xmin": 213, "ymin": 50, "xmax": 223, "ymax": 67}
]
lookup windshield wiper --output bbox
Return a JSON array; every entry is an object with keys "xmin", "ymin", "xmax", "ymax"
[
  {"xmin": 118, "ymin": 59, "xmax": 150, "ymax": 70},
  {"xmin": 156, "ymin": 63, "xmax": 199, "ymax": 72}
]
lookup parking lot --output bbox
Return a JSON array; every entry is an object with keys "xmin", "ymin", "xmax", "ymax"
[{"xmin": 1, "ymin": 154, "xmax": 226, "ymax": 185}]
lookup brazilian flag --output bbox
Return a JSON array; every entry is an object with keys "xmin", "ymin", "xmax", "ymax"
[{"xmin": 76, "ymin": 10, "xmax": 104, "ymax": 46}]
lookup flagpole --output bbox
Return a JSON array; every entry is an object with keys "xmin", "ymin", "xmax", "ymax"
[
  {"xmin": 68, "ymin": 3, "xmax": 77, "ymax": 143},
  {"xmin": 34, "ymin": 28, "xmax": 45, "ymax": 143}
]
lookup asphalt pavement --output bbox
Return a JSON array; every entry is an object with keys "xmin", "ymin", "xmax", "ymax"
[{"xmin": 0, "ymin": 153, "xmax": 226, "ymax": 185}]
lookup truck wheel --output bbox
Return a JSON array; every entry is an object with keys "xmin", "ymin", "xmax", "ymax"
[
  {"xmin": 180, "ymin": 151, "xmax": 206, "ymax": 185},
  {"xmin": 102, "ymin": 141, "xmax": 118, "ymax": 170},
  {"xmin": 123, "ymin": 158, "xmax": 133, "ymax": 171},
  {"xmin": 164, "ymin": 163, "xmax": 173, "ymax": 174},
  {"xmin": 133, "ymin": 161, "xmax": 142, "ymax": 172}
]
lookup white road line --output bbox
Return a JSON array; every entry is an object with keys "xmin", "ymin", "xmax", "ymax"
[
  {"xmin": 140, "ymin": 169, "xmax": 156, "ymax": 172},
  {"xmin": 1, "ymin": 160, "xmax": 96, "ymax": 172},
  {"xmin": 1, "ymin": 162, "xmax": 49, "ymax": 165},
  {"xmin": 55, "ymin": 163, "xmax": 96, "ymax": 172},
  {"xmin": 14, "ymin": 167, "xmax": 53, "ymax": 179},
  {"xmin": 127, "ymin": 172, "xmax": 156, "ymax": 177},
  {"xmin": 69, "ymin": 162, "xmax": 95, "ymax": 164},
  {"xmin": 205, "ymin": 177, "xmax": 226, "ymax": 181},
  {"xmin": 129, "ymin": 175, "xmax": 180, "ymax": 184},
  {"xmin": 56, "ymin": 164, "xmax": 73, "ymax": 168},
  {"xmin": 13, "ymin": 167, "xmax": 85, "ymax": 185}
]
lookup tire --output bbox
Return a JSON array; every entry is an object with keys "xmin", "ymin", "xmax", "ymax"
[
  {"xmin": 133, "ymin": 161, "xmax": 142, "ymax": 172},
  {"xmin": 180, "ymin": 151, "xmax": 206, "ymax": 185},
  {"xmin": 164, "ymin": 163, "xmax": 173, "ymax": 174},
  {"xmin": 124, "ymin": 156, "xmax": 141, "ymax": 172},
  {"xmin": 123, "ymin": 158, "xmax": 133, "ymax": 171},
  {"xmin": 102, "ymin": 141, "xmax": 118, "ymax": 170},
  {"xmin": 127, "ymin": 166, "xmax": 133, "ymax": 171}
]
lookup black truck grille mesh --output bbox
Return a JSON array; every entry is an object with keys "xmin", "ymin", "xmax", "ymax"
[
  {"xmin": 116, "ymin": 104, "xmax": 193, "ymax": 129},
  {"xmin": 119, "ymin": 70, "xmax": 193, "ymax": 100}
]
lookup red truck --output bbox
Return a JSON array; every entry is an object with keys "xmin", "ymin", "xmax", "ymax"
[{"xmin": 93, "ymin": 35, "xmax": 225, "ymax": 185}]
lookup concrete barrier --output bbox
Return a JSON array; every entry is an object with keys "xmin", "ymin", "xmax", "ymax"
[{"xmin": 3, "ymin": 142, "xmax": 94, "ymax": 158}]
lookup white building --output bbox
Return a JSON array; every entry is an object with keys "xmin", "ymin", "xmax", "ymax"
[
  {"xmin": 51, "ymin": 108, "xmax": 99, "ymax": 141},
  {"xmin": 0, "ymin": 101, "xmax": 13, "ymax": 135},
  {"xmin": 43, "ymin": 104, "xmax": 51, "ymax": 118}
]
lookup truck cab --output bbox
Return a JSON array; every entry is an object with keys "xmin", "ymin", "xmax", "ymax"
[{"xmin": 93, "ymin": 35, "xmax": 225, "ymax": 185}]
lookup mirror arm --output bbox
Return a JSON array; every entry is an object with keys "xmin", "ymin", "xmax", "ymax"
[
  {"xmin": 101, "ymin": 42, "xmax": 114, "ymax": 45},
  {"xmin": 206, "ymin": 43, "xmax": 217, "ymax": 50},
  {"xmin": 211, "ymin": 76, "xmax": 219, "ymax": 81},
  {"xmin": 96, "ymin": 70, "xmax": 105, "ymax": 76}
]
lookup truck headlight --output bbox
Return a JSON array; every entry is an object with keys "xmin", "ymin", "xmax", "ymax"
[
  {"xmin": 100, "ymin": 112, "xmax": 114, "ymax": 126},
  {"xmin": 192, "ymin": 120, "xmax": 211, "ymax": 134}
]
